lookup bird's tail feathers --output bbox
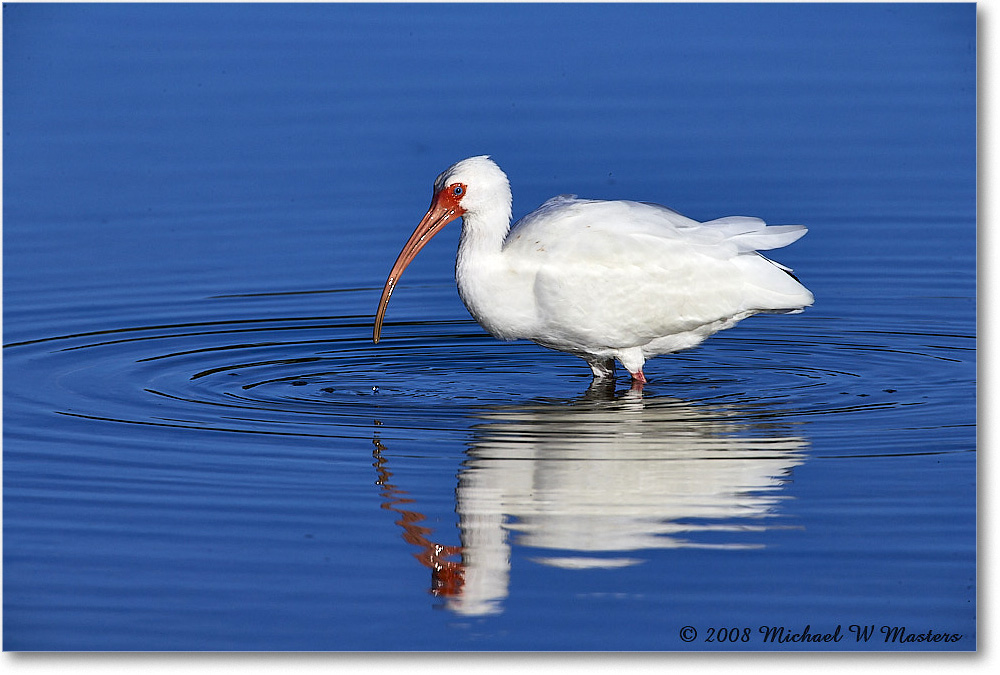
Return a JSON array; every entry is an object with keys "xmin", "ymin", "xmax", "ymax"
[{"xmin": 703, "ymin": 216, "xmax": 807, "ymax": 252}]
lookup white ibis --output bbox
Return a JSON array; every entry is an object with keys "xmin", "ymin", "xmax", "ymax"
[{"xmin": 373, "ymin": 156, "xmax": 813, "ymax": 387}]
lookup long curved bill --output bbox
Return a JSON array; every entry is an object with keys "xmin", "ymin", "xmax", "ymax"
[{"xmin": 373, "ymin": 193, "xmax": 463, "ymax": 343}]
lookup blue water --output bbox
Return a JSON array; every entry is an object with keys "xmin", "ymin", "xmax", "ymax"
[{"xmin": 3, "ymin": 3, "xmax": 975, "ymax": 651}]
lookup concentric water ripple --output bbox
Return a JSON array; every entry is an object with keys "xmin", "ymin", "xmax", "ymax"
[{"xmin": 3, "ymin": 286, "xmax": 974, "ymax": 457}]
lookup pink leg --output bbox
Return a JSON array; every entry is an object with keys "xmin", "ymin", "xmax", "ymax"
[{"xmin": 629, "ymin": 370, "xmax": 647, "ymax": 391}]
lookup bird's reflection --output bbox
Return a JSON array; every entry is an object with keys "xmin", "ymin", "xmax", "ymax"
[
  {"xmin": 372, "ymin": 438, "xmax": 465, "ymax": 598},
  {"xmin": 373, "ymin": 387, "xmax": 808, "ymax": 616}
]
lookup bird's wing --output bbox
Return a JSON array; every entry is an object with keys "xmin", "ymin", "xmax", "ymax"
[
  {"xmin": 506, "ymin": 198, "xmax": 702, "ymax": 252},
  {"xmin": 504, "ymin": 200, "xmax": 812, "ymax": 349}
]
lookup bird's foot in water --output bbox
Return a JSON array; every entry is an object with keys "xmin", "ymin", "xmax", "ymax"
[
  {"xmin": 629, "ymin": 370, "xmax": 647, "ymax": 392},
  {"xmin": 587, "ymin": 357, "xmax": 616, "ymax": 380}
]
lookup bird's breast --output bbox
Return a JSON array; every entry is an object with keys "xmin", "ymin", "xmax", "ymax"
[{"xmin": 455, "ymin": 249, "xmax": 541, "ymax": 341}]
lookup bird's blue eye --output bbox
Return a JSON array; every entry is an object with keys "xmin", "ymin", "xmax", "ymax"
[{"xmin": 453, "ymin": 186, "xmax": 464, "ymax": 196}]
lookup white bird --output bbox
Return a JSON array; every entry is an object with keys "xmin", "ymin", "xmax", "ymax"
[{"xmin": 373, "ymin": 156, "xmax": 813, "ymax": 387}]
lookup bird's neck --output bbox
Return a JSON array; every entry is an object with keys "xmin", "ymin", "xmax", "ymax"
[
  {"xmin": 454, "ymin": 208, "xmax": 521, "ymax": 339},
  {"xmin": 456, "ymin": 209, "xmax": 511, "ymax": 261}
]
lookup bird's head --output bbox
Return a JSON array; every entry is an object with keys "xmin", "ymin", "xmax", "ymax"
[
  {"xmin": 373, "ymin": 156, "xmax": 511, "ymax": 343},
  {"xmin": 431, "ymin": 155, "xmax": 511, "ymax": 221}
]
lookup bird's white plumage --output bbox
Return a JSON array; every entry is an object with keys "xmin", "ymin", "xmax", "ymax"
[{"xmin": 383, "ymin": 156, "xmax": 813, "ymax": 383}]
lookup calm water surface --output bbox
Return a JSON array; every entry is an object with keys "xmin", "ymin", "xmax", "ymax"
[{"xmin": 3, "ymin": 3, "xmax": 975, "ymax": 650}]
